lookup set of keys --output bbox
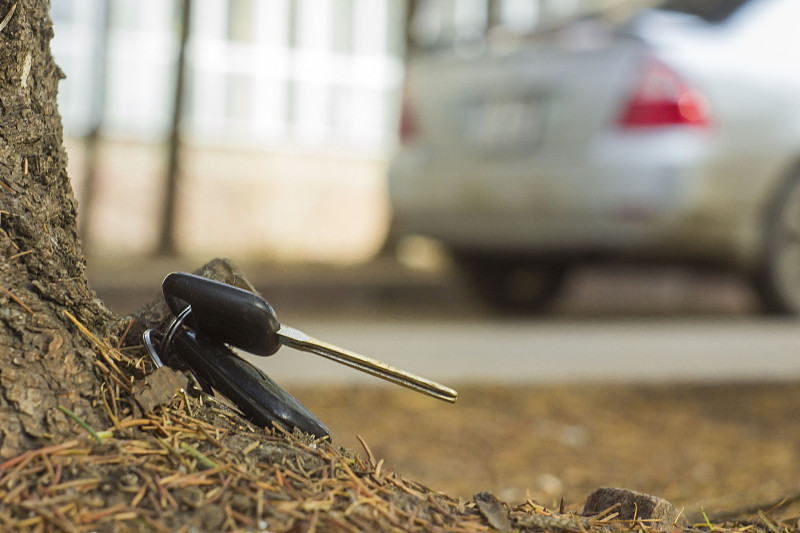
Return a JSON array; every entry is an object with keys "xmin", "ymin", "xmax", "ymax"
[{"xmin": 143, "ymin": 272, "xmax": 458, "ymax": 439}]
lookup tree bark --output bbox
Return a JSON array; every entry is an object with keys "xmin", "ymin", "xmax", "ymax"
[{"xmin": 0, "ymin": 0, "xmax": 115, "ymax": 457}]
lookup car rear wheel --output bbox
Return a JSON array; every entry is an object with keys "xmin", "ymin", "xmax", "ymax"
[
  {"xmin": 755, "ymin": 169, "xmax": 800, "ymax": 314},
  {"xmin": 457, "ymin": 256, "xmax": 569, "ymax": 314}
]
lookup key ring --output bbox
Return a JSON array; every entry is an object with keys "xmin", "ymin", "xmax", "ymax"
[
  {"xmin": 145, "ymin": 306, "xmax": 215, "ymax": 394},
  {"xmin": 160, "ymin": 305, "xmax": 192, "ymax": 358},
  {"xmin": 140, "ymin": 271, "xmax": 455, "ymax": 439},
  {"xmin": 143, "ymin": 305, "xmax": 192, "ymax": 370},
  {"xmin": 142, "ymin": 329, "xmax": 164, "ymax": 369},
  {"xmin": 141, "ymin": 285, "xmax": 331, "ymax": 438}
]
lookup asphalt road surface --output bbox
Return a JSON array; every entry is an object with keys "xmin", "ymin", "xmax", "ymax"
[
  {"xmin": 244, "ymin": 317, "xmax": 800, "ymax": 387},
  {"xmin": 90, "ymin": 260, "xmax": 800, "ymax": 386}
]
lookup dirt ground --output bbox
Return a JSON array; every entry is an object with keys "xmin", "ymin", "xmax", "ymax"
[{"xmin": 293, "ymin": 381, "xmax": 800, "ymax": 523}]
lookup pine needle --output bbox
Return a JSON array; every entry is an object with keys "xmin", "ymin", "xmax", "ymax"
[
  {"xmin": 58, "ymin": 405, "xmax": 105, "ymax": 443},
  {"xmin": 181, "ymin": 443, "xmax": 218, "ymax": 468},
  {"xmin": 0, "ymin": 3, "xmax": 16, "ymax": 34}
]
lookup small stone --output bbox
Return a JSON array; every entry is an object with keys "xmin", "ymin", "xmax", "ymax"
[
  {"xmin": 132, "ymin": 367, "xmax": 187, "ymax": 413},
  {"xmin": 473, "ymin": 491, "xmax": 512, "ymax": 532},
  {"xmin": 583, "ymin": 487, "xmax": 687, "ymax": 531}
]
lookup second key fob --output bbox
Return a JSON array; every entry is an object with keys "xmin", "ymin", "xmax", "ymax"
[{"xmin": 171, "ymin": 328, "xmax": 330, "ymax": 439}]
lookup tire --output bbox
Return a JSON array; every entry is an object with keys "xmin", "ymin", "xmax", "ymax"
[
  {"xmin": 754, "ymin": 169, "xmax": 800, "ymax": 314},
  {"xmin": 457, "ymin": 256, "xmax": 569, "ymax": 314}
]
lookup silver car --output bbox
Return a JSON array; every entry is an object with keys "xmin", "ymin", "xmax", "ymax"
[{"xmin": 388, "ymin": 0, "xmax": 800, "ymax": 313}]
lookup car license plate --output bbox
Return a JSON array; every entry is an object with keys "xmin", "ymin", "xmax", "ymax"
[{"xmin": 462, "ymin": 96, "xmax": 545, "ymax": 150}]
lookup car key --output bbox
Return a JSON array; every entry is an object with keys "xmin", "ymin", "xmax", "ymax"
[
  {"xmin": 143, "ymin": 328, "xmax": 331, "ymax": 438},
  {"xmin": 162, "ymin": 272, "xmax": 458, "ymax": 403}
]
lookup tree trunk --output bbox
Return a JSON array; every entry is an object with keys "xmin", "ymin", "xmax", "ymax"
[{"xmin": 0, "ymin": 0, "xmax": 117, "ymax": 458}]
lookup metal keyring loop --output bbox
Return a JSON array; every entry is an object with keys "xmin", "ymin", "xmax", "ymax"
[
  {"xmin": 160, "ymin": 306, "xmax": 192, "ymax": 358},
  {"xmin": 143, "ymin": 329, "xmax": 165, "ymax": 369}
]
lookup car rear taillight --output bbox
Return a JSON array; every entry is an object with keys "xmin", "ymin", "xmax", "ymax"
[{"xmin": 618, "ymin": 60, "xmax": 710, "ymax": 128}]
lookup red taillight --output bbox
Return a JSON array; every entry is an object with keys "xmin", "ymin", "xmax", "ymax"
[
  {"xmin": 399, "ymin": 98, "xmax": 418, "ymax": 145},
  {"xmin": 618, "ymin": 60, "xmax": 710, "ymax": 128}
]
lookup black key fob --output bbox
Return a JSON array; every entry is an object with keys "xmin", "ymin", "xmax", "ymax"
[
  {"xmin": 170, "ymin": 328, "xmax": 330, "ymax": 439},
  {"xmin": 163, "ymin": 272, "xmax": 281, "ymax": 356}
]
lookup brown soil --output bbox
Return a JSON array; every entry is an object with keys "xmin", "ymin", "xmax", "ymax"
[
  {"xmin": 297, "ymin": 381, "xmax": 800, "ymax": 523},
  {"xmin": 4, "ymin": 327, "xmax": 800, "ymax": 532},
  {"xmin": 4, "ymin": 288, "xmax": 799, "ymax": 532}
]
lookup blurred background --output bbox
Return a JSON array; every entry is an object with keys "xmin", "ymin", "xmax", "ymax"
[
  {"xmin": 50, "ymin": 0, "xmax": 800, "ymax": 517},
  {"xmin": 54, "ymin": 0, "xmax": 407, "ymax": 262},
  {"xmin": 52, "ymin": 0, "xmax": 800, "ymax": 317},
  {"xmin": 54, "ymin": 0, "xmax": 653, "ymax": 264}
]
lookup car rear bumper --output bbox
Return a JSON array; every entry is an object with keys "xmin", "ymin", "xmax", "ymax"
[{"xmin": 388, "ymin": 131, "xmax": 761, "ymax": 268}]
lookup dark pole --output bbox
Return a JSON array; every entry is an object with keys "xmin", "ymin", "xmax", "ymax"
[
  {"xmin": 78, "ymin": 0, "xmax": 111, "ymax": 254},
  {"xmin": 157, "ymin": 0, "xmax": 191, "ymax": 256},
  {"xmin": 487, "ymin": 0, "xmax": 502, "ymax": 30},
  {"xmin": 405, "ymin": 0, "xmax": 419, "ymax": 58}
]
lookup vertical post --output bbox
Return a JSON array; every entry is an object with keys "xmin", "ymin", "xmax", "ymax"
[
  {"xmin": 157, "ymin": 0, "xmax": 192, "ymax": 256},
  {"xmin": 404, "ymin": 0, "xmax": 418, "ymax": 58},
  {"xmin": 487, "ymin": 0, "xmax": 502, "ymax": 31},
  {"xmin": 78, "ymin": 0, "xmax": 111, "ymax": 254}
]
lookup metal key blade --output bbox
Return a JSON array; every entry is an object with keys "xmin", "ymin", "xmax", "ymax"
[{"xmin": 277, "ymin": 325, "xmax": 458, "ymax": 403}]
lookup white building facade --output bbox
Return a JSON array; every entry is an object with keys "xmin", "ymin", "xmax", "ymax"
[
  {"xmin": 52, "ymin": 0, "xmax": 407, "ymax": 151},
  {"xmin": 49, "ymin": 0, "xmax": 617, "ymax": 262}
]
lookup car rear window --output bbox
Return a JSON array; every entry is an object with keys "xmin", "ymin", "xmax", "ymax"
[{"xmin": 656, "ymin": 0, "xmax": 753, "ymax": 23}]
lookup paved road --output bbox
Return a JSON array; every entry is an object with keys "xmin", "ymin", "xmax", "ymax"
[
  {"xmin": 90, "ymin": 259, "xmax": 800, "ymax": 386},
  {"xmin": 244, "ymin": 317, "xmax": 800, "ymax": 387}
]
